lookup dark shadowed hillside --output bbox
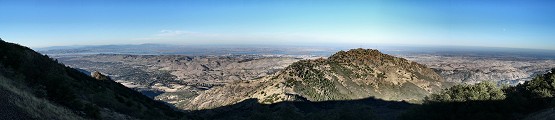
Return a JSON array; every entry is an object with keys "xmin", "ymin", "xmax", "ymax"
[
  {"xmin": 191, "ymin": 97, "xmax": 415, "ymax": 120},
  {"xmin": 0, "ymin": 39, "xmax": 187, "ymax": 119}
]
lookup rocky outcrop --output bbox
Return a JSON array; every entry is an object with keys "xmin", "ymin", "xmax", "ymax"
[{"xmin": 91, "ymin": 71, "xmax": 112, "ymax": 81}]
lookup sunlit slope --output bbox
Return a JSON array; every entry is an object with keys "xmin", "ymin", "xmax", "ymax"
[{"xmin": 185, "ymin": 48, "xmax": 450, "ymax": 110}]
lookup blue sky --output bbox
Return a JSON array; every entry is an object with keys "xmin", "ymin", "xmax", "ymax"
[{"xmin": 0, "ymin": 0, "xmax": 554, "ymax": 49}]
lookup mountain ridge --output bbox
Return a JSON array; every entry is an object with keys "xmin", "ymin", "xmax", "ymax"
[{"xmin": 182, "ymin": 48, "xmax": 451, "ymax": 110}]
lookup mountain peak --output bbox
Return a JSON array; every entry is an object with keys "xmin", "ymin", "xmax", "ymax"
[
  {"xmin": 329, "ymin": 48, "xmax": 398, "ymax": 65},
  {"xmin": 276, "ymin": 48, "xmax": 446, "ymax": 101}
]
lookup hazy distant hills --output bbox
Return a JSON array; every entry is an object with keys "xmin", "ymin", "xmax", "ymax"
[
  {"xmin": 37, "ymin": 44, "xmax": 337, "ymax": 56},
  {"xmin": 37, "ymin": 43, "xmax": 555, "ymax": 59},
  {"xmin": 183, "ymin": 48, "xmax": 451, "ymax": 110},
  {"xmin": 405, "ymin": 54, "xmax": 555, "ymax": 84}
]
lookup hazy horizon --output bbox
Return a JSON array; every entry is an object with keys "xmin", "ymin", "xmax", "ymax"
[
  {"xmin": 1, "ymin": 0, "xmax": 554, "ymax": 50},
  {"xmin": 31, "ymin": 42, "xmax": 555, "ymax": 52}
]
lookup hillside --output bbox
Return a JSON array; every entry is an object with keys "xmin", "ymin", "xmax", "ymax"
[
  {"xmin": 401, "ymin": 68, "xmax": 555, "ymax": 120},
  {"xmin": 183, "ymin": 48, "xmax": 451, "ymax": 110},
  {"xmin": 0, "ymin": 39, "xmax": 186, "ymax": 119}
]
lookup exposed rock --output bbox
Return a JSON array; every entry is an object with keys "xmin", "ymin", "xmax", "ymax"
[{"xmin": 91, "ymin": 71, "xmax": 112, "ymax": 81}]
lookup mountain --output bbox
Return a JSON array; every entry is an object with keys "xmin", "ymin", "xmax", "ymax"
[
  {"xmin": 0, "ymin": 39, "xmax": 186, "ymax": 119},
  {"xmin": 183, "ymin": 48, "xmax": 451, "ymax": 110}
]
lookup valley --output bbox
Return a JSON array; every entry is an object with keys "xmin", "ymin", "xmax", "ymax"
[
  {"xmin": 401, "ymin": 54, "xmax": 555, "ymax": 85},
  {"xmin": 53, "ymin": 54, "xmax": 302, "ymax": 106}
]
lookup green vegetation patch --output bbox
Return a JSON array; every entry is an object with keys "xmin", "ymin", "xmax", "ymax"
[{"xmin": 427, "ymin": 81, "xmax": 506, "ymax": 102}]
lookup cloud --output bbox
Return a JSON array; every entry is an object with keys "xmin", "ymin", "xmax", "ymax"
[
  {"xmin": 155, "ymin": 30, "xmax": 195, "ymax": 37},
  {"xmin": 133, "ymin": 30, "xmax": 197, "ymax": 40}
]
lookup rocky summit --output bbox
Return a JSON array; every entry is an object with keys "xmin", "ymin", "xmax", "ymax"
[{"xmin": 183, "ymin": 48, "xmax": 451, "ymax": 110}]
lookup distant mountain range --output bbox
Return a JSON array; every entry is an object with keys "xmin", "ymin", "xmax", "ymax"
[
  {"xmin": 37, "ymin": 44, "xmax": 337, "ymax": 56},
  {"xmin": 37, "ymin": 43, "xmax": 555, "ymax": 59}
]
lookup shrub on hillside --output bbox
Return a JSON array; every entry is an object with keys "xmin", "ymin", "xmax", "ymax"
[
  {"xmin": 401, "ymin": 68, "xmax": 555, "ymax": 120},
  {"xmin": 426, "ymin": 81, "xmax": 505, "ymax": 102},
  {"xmin": 514, "ymin": 68, "xmax": 555, "ymax": 98}
]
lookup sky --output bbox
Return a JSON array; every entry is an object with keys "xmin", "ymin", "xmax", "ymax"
[{"xmin": 0, "ymin": 0, "xmax": 554, "ymax": 49}]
